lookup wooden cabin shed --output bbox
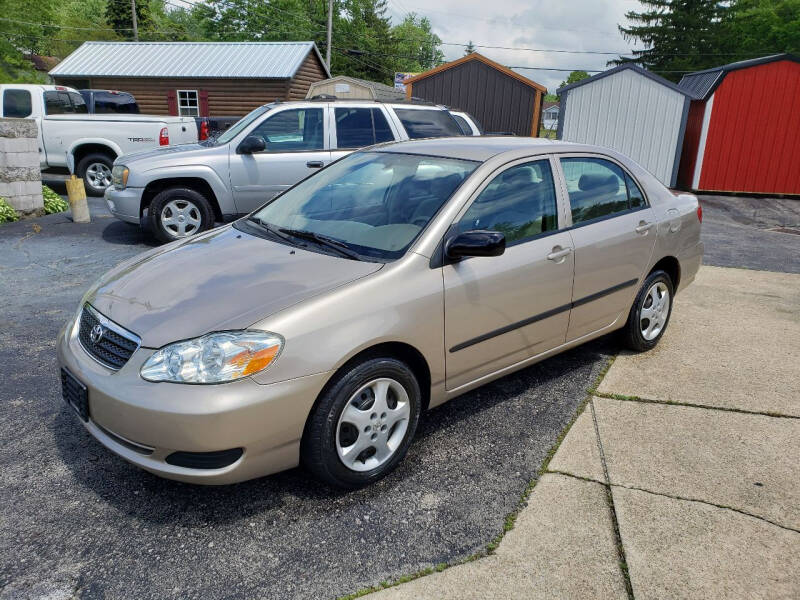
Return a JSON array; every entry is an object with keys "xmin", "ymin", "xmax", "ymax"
[
  {"xmin": 49, "ymin": 41, "xmax": 330, "ymax": 117},
  {"xmin": 677, "ymin": 54, "xmax": 800, "ymax": 195},
  {"xmin": 403, "ymin": 53, "xmax": 546, "ymax": 137},
  {"xmin": 306, "ymin": 76, "xmax": 404, "ymax": 101},
  {"xmin": 558, "ymin": 64, "xmax": 694, "ymax": 187}
]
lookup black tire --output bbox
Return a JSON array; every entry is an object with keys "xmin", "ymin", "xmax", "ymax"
[
  {"xmin": 77, "ymin": 153, "xmax": 115, "ymax": 196},
  {"xmin": 147, "ymin": 186, "xmax": 215, "ymax": 244},
  {"xmin": 301, "ymin": 357, "xmax": 422, "ymax": 488},
  {"xmin": 623, "ymin": 270, "xmax": 674, "ymax": 352}
]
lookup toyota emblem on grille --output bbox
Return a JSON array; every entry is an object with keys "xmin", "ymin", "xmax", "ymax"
[{"xmin": 90, "ymin": 324, "xmax": 105, "ymax": 344}]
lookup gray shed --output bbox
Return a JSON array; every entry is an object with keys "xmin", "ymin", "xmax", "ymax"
[
  {"xmin": 557, "ymin": 64, "xmax": 696, "ymax": 187},
  {"xmin": 306, "ymin": 76, "xmax": 405, "ymax": 101}
]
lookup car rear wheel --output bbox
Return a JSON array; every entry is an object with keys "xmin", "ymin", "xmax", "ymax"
[
  {"xmin": 301, "ymin": 357, "xmax": 421, "ymax": 488},
  {"xmin": 623, "ymin": 270, "xmax": 674, "ymax": 352},
  {"xmin": 148, "ymin": 187, "xmax": 214, "ymax": 243},
  {"xmin": 77, "ymin": 153, "xmax": 114, "ymax": 196}
]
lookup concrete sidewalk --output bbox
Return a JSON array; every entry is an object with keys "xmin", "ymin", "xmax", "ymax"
[{"xmin": 362, "ymin": 266, "xmax": 800, "ymax": 599}]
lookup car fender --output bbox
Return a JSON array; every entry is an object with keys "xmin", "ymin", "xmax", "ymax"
[
  {"xmin": 68, "ymin": 138, "xmax": 123, "ymax": 162},
  {"xmin": 135, "ymin": 164, "xmax": 234, "ymax": 209}
]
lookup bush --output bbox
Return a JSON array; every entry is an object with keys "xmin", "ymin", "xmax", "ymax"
[
  {"xmin": 0, "ymin": 197, "xmax": 19, "ymax": 223},
  {"xmin": 42, "ymin": 185, "xmax": 69, "ymax": 214}
]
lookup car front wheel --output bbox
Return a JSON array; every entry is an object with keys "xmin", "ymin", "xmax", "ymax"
[
  {"xmin": 623, "ymin": 270, "xmax": 674, "ymax": 352},
  {"xmin": 148, "ymin": 187, "xmax": 214, "ymax": 243},
  {"xmin": 302, "ymin": 357, "xmax": 422, "ymax": 488}
]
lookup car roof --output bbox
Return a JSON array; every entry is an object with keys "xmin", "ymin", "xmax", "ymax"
[{"xmin": 373, "ymin": 136, "xmax": 584, "ymax": 162}]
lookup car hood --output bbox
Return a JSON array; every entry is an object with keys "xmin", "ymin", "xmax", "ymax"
[
  {"xmin": 116, "ymin": 143, "xmax": 214, "ymax": 166},
  {"xmin": 85, "ymin": 225, "xmax": 383, "ymax": 348}
]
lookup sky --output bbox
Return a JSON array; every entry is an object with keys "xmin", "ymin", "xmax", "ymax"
[{"xmin": 383, "ymin": 0, "xmax": 645, "ymax": 93}]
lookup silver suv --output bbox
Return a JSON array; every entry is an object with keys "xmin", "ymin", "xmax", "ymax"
[{"xmin": 106, "ymin": 100, "xmax": 465, "ymax": 242}]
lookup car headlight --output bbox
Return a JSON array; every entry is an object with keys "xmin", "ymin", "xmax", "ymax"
[
  {"xmin": 112, "ymin": 165, "xmax": 129, "ymax": 189},
  {"xmin": 140, "ymin": 331, "xmax": 283, "ymax": 384}
]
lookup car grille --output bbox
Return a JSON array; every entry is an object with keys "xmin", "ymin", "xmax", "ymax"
[{"xmin": 77, "ymin": 305, "xmax": 141, "ymax": 370}]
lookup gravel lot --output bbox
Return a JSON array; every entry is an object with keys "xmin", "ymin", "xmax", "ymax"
[{"xmin": 0, "ymin": 186, "xmax": 796, "ymax": 599}]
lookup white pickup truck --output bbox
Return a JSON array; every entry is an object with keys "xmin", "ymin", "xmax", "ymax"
[{"xmin": 0, "ymin": 84, "xmax": 199, "ymax": 195}]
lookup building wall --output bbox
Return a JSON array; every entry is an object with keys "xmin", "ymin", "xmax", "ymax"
[
  {"xmin": 306, "ymin": 79, "xmax": 375, "ymax": 99},
  {"xmin": 409, "ymin": 60, "xmax": 541, "ymax": 137},
  {"xmin": 561, "ymin": 68, "xmax": 687, "ymax": 186},
  {"xmin": 676, "ymin": 100, "xmax": 706, "ymax": 189},
  {"xmin": 53, "ymin": 76, "xmax": 290, "ymax": 116},
  {"xmin": 287, "ymin": 53, "xmax": 329, "ymax": 100},
  {"xmin": 0, "ymin": 118, "xmax": 43, "ymax": 214},
  {"xmin": 697, "ymin": 60, "xmax": 800, "ymax": 194}
]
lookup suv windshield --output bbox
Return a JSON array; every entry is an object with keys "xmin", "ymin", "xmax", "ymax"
[
  {"xmin": 242, "ymin": 151, "xmax": 478, "ymax": 261},
  {"xmin": 213, "ymin": 104, "xmax": 274, "ymax": 145}
]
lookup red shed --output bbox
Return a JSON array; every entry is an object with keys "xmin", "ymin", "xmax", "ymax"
[{"xmin": 677, "ymin": 54, "xmax": 800, "ymax": 195}]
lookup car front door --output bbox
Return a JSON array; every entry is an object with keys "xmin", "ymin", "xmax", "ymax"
[
  {"xmin": 443, "ymin": 157, "xmax": 575, "ymax": 391},
  {"xmin": 557, "ymin": 155, "xmax": 657, "ymax": 342},
  {"xmin": 229, "ymin": 106, "xmax": 331, "ymax": 213}
]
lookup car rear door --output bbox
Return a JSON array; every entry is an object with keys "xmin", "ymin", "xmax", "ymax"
[
  {"xmin": 228, "ymin": 105, "xmax": 331, "ymax": 213},
  {"xmin": 443, "ymin": 156, "xmax": 574, "ymax": 391},
  {"xmin": 556, "ymin": 155, "xmax": 657, "ymax": 342}
]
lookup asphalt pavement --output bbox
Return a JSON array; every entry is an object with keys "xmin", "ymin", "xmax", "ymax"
[
  {"xmin": 0, "ymin": 190, "xmax": 613, "ymax": 599},
  {"xmin": 0, "ymin": 187, "xmax": 797, "ymax": 599}
]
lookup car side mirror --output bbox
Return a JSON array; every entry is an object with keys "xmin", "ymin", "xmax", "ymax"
[
  {"xmin": 238, "ymin": 135, "xmax": 266, "ymax": 154},
  {"xmin": 445, "ymin": 230, "xmax": 506, "ymax": 260}
]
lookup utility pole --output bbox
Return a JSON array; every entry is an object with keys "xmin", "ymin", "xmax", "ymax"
[
  {"xmin": 131, "ymin": 0, "xmax": 139, "ymax": 42},
  {"xmin": 326, "ymin": 0, "xmax": 333, "ymax": 70}
]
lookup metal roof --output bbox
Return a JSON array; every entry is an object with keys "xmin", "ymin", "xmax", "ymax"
[
  {"xmin": 677, "ymin": 53, "xmax": 800, "ymax": 100},
  {"xmin": 49, "ymin": 41, "xmax": 330, "ymax": 79},
  {"xmin": 558, "ymin": 63, "xmax": 698, "ymax": 98}
]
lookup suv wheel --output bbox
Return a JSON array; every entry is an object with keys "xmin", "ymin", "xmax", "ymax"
[
  {"xmin": 148, "ymin": 187, "xmax": 214, "ymax": 243},
  {"xmin": 77, "ymin": 153, "xmax": 114, "ymax": 196},
  {"xmin": 302, "ymin": 357, "xmax": 421, "ymax": 488}
]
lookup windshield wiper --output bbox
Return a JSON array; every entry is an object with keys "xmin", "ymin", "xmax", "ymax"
[
  {"xmin": 247, "ymin": 217, "xmax": 304, "ymax": 246},
  {"xmin": 278, "ymin": 228, "xmax": 362, "ymax": 260}
]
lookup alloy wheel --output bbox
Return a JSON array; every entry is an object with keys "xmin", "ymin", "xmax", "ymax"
[
  {"xmin": 160, "ymin": 199, "xmax": 202, "ymax": 238},
  {"xmin": 85, "ymin": 162, "xmax": 112, "ymax": 190}
]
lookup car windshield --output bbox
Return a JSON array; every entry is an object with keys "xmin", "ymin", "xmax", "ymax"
[
  {"xmin": 212, "ymin": 104, "xmax": 274, "ymax": 145},
  {"xmin": 243, "ymin": 151, "xmax": 479, "ymax": 261}
]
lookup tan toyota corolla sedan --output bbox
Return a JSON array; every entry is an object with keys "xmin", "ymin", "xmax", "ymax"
[{"xmin": 58, "ymin": 137, "xmax": 703, "ymax": 487}]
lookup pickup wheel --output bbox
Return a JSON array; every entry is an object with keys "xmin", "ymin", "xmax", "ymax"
[
  {"xmin": 148, "ymin": 187, "xmax": 214, "ymax": 243},
  {"xmin": 77, "ymin": 153, "xmax": 114, "ymax": 196}
]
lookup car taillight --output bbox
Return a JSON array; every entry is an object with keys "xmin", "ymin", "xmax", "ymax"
[
  {"xmin": 159, "ymin": 127, "xmax": 169, "ymax": 146},
  {"xmin": 696, "ymin": 204, "xmax": 703, "ymax": 223},
  {"xmin": 199, "ymin": 120, "xmax": 209, "ymax": 141}
]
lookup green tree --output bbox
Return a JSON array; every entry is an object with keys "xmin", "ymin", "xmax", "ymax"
[
  {"xmin": 558, "ymin": 70, "xmax": 590, "ymax": 89},
  {"xmin": 0, "ymin": 0, "xmax": 59, "ymax": 82},
  {"xmin": 106, "ymin": 0, "xmax": 151, "ymax": 39},
  {"xmin": 720, "ymin": 0, "xmax": 800, "ymax": 56},
  {"xmin": 612, "ymin": 1, "xmax": 727, "ymax": 80},
  {"xmin": 390, "ymin": 13, "xmax": 444, "ymax": 74},
  {"xmin": 464, "ymin": 40, "xmax": 476, "ymax": 55}
]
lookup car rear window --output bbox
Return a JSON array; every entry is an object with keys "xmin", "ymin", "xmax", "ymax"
[
  {"xmin": 394, "ymin": 108, "xmax": 464, "ymax": 139},
  {"xmin": 3, "ymin": 89, "xmax": 32, "ymax": 118},
  {"xmin": 452, "ymin": 114, "xmax": 472, "ymax": 135},
  {"xmin": 92, "ymin": 91, "xmax": 140, "ymax": 114}
]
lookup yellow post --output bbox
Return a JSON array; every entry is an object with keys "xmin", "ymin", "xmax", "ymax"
[{"xmin": 65, "ymin": 175, "xmax": 90, "ymax": 223}]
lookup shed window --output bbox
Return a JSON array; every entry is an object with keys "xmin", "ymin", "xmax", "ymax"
[
  {"xmin": 177, "ymin": 90, "xmax": 199, "ymax": 116},
  {"xmin": 334, "ymin": 107, "xmax": 395, "ymax": 148},
  {"xmin": 3, "ymin": 89, "xmax": 32, "ymax": 118}
]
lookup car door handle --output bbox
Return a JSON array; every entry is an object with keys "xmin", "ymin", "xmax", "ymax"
[
  {"xmin": 635, "ymin": 221, "xmax": 654, "ymax": 234},
  {"xmin": 306, "ymin": 161, "xmax": 324, "ymax": 169},
  {"xmin": 546, "ymin": 246, "xmax": 573, "ymax": 261}
]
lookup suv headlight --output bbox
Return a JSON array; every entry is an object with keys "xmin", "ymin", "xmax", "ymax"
[
  {"xmin": 140, "ymin": 331, "xmax": 283, "ymax": 384},
  {"xmin": 112, "ymin": 165, "xmax": 129, "ymax": 189}
]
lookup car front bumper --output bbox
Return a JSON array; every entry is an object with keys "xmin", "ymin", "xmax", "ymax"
[
  {"xmin": 56, "ymin": 318, "xmax": 331, "ymax": 484},
  {"xmin": 104, "ymin": 186, "xmax": 143, "ymax": 224}
]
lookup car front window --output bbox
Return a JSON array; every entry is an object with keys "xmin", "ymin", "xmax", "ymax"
[
  {"xmin": 213, "ymin": 104, "xmax": 274, "ymax": 145},
  {"xmin": 245, "ymin": 151, "xmax": 479, "ymax": 260}
]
